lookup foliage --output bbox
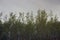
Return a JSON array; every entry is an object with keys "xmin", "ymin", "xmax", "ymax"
[{"xmin": 0, "ymin": 10, "xmax": 60, "ymax": 40}]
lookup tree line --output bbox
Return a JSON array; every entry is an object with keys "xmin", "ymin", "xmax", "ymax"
[{"xmin": 0, "ymin": 10, "xmax": 60, "ymax": 40}]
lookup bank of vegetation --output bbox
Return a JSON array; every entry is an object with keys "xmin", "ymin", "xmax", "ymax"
[{"xmin": 0, "ymin": 10, "xmax": 60, "ymax": 40}]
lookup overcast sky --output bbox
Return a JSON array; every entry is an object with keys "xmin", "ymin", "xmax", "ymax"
[{"xmin": 0, "ymin": 0, "xmax": 60, "ymax": 18}]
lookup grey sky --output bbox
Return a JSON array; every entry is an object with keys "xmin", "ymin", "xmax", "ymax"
[{"xmin": 0, "ymin": 0, "xmax": 60, "ymax": 18}]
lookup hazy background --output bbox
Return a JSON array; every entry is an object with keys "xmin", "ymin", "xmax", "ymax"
[{"xmin": 0, "ymin": 0, "xmax": 60, "ymax": 20}]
